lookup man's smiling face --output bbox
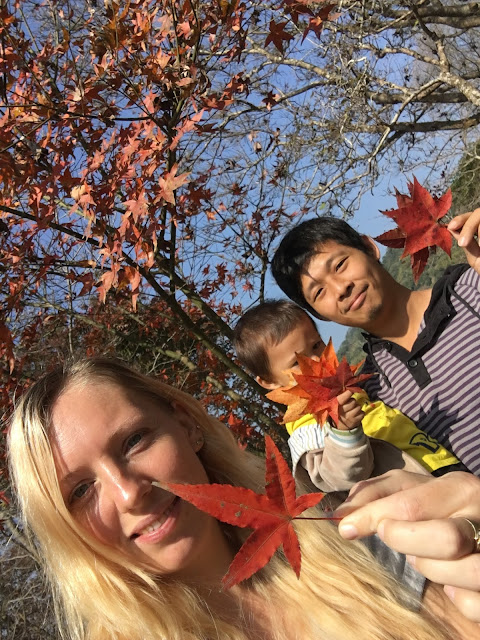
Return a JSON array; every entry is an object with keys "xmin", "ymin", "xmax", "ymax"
[{"xmin": 300, "ymin": 238, "xmax": 389, "ymax": 330}]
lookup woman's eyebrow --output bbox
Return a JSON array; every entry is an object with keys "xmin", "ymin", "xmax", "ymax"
[{"xmin": 57, "ymin": 414, "xmax": 148, "ymax": 489}]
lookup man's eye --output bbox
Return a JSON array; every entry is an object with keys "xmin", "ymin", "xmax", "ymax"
[
  {"xmin": 335, "ymin": 258, "xmax": 347, "ymax": 271},
  {"xmin": 313, "ymin": 287, "xmax": 323, "ymax": 301}
]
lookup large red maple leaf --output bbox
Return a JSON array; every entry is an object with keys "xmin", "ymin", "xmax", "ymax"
[
  {"xmin": 166, "ymin": 436, "xmax": 325, "ymax": 588},
  {"xmin": 266, "ymin": 339, "xmax": 373, "ymax": 425},
  {"xmin": 375, "ymin": 177, "xmax": 452, "ymax": 281}
]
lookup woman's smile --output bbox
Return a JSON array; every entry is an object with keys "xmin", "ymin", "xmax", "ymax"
[
  {"xmin": 49, "ymin": 381, "xmax": 233, "ymax": 579},
  {"xmin": 130, "ymin": 495, "xmax": 181, "ymax": 543}
]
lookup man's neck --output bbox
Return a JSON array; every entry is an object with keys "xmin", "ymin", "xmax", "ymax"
[{"xmin": 367, "ymin": 286, "xmax": 432, "ymax": 351}]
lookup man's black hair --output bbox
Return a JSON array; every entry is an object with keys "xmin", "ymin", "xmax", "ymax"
[{"xmin": 271, "ymin": 216, "xmax": 368, "ymax": 313}]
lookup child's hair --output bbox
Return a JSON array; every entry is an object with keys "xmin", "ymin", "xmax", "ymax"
[
  {"xmin": 271, "ymin": 216, "xmax": 369, "ymax": 313},
  {"xmin": 233, "ymin": 300, "xmax": 317, "ymax": 382},
  {"xmin": 8, "ymin": 357, "xmax": 455, "ymax": 640}
]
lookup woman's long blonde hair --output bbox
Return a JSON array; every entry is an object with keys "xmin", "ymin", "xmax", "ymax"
[{"xmin": 9, "ymin": 357, "xmax": 452, "ymax": 640}]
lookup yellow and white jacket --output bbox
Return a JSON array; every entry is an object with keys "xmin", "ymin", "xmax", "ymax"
[{"xmin": 287, "ymin": 393, "xmax": 460, "ymax": 492}]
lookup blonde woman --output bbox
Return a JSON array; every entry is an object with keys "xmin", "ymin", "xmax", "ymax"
[{"xmin": 8, "ymin": 357, "xmax": 479, "ymax": 640}]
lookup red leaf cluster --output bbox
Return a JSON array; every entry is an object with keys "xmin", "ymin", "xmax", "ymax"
[
  {"xmin": 375, "ymin": 177, "xmax": 453, "ymax": 281},
  {"xmin": 266, "ymin": 340, "xmax": 373, "ymax": 425},
  {"xmin": 167, "ymin": 436, "xmax": 325, "ymax": 588}
]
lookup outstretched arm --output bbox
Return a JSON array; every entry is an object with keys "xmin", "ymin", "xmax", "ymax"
[{"xmin": 335, "ymin": 470, "xmax": 480, "ymax": 623}]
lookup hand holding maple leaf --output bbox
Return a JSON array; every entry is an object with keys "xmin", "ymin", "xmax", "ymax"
[
  {"xmin": 266, "ymin": 340, "xmax": 373, "ymax": 427},
  {"xmin": 375, "ymin": 176, "xmax": 452, "ymax": 281},
  {"xmin": 336, "ymin": 389, "xmax": 366, "ymax": 430},
  {"xmin": 165, "ymin": 436, "xmax": 327, "ymax": 588},
  {"xmin": 447, "ymin": 208, "xmax": 480, "ymax": 275}
]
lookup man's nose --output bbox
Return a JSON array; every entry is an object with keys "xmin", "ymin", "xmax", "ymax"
[{"xmin": 330, "ymin": 276, "xmax": 352, "ymax": 298}]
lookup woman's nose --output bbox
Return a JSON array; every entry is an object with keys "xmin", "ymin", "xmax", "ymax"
[{"xmin": 106, "ymin": 468, "xmax": 152, "ymax": 512}]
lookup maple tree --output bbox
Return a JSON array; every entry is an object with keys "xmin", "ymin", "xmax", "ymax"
[
  {"xmin": 266, "ymin": 340, "xmax": 373, "ymax": 426},
  {"xmin": 0, "ymin": 1, "xmax": 478, "ymax": 440},
  {"xmin": 375, "ymin": 177, "xmax": 453, "ymax": 281},
  {"xmin": 0, "ymin": 2, "xmax": 479, "ymax": 631},
  {"xmin": 166, "ymin": 435, "xmax": 326, "ymax": 588},
  {"xmin": 237, "ymin": 1, "xmax": 480, "ymax": 213},
  {"xmin": 1, "ymin": 0, "xmax": 329, "ymax": 427}
]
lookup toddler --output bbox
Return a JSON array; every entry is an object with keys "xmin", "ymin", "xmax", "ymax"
[{"xmin": 233, "ymin": 300, "xmax": 465, "ymax": 491}]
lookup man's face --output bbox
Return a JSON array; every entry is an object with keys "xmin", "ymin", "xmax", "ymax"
[
  {"xmin": 300, "ymin": 238, "xmax": 388, "ymax": 330},
  {"xmin": 259, "ymin": 316, "xmax": 325, "ymax": 389}
]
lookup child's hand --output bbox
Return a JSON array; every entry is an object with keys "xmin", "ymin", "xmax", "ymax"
[
  {"xmin": 336, "ymin": 390, "xmax": 364, "ymax": 431},
  {"xmin": 448, "ymin": 209, "xmax": 480, "ymax": 274}
]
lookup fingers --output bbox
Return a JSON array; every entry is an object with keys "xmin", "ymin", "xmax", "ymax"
[
  {"xmin": 409, "ymin": 552, "xmax": 480, "ymax": 591},
  {"xmin": 448, "ymin": 209, "xmax": 480, "ymax": 272},
  {"xmin": 447, "ymin": 211, "xmax": 474, "ymax": 233},
  {"xmin": 377, "ymin": 517, "xmax": 476, "ymax": 560},
  {"xmin": 335, "ymin": 471, "xmax": 479, "ymax": 537},
  {"xmin": 336, "ymin": 390, "xmax": 353, "ymax": 403},
  {"xmin": 337, "ymin": 406, "xmax": 364, "ymax": 430},
  {"xmin": 444, "ymin": 586, "xmax": 480, "ymax": 624},
  {"xmin": 337, "ymin": 391, "xmax": 364, "ymax": 429},
  {"xmin": 334, "ymin": 471, "xmax": 480, "ymax": 627},
  {"xmin": 334, "ymin": 470, "xmax": 431, "ymax": 526},
  {"xmin": 447, "ymin": 209, "xmax": 480, "ymax": 243}
]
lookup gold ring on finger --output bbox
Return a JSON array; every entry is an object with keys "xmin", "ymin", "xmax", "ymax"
[{"xmin": 463, "ymin": 518, "xmax": 480, "ymax": 553}]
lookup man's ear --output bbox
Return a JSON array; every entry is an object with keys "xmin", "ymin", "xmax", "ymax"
[
  {"xmin": 171, "ymin": 401, "xmax": 204, "ymax": 451},
  {"xmin": 361, "ymin": 235, "xmax": 381, "ymax": 260},
  {"xmin": 255, "ymin": 375, "xmax": 280, "ymax": 391}
]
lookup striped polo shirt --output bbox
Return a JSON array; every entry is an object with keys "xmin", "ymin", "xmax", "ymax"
[{"xmin": 362, "ymin": 264, "xmax": 480, "ymax": 475}]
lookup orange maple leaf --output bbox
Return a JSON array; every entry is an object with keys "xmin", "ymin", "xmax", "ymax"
[
  {"xmin": 266, "ymin": 339, "xmax": 373, "ymax": 425},
  {"xmin": 159, "ymin": 164, "xmax": 190, "ymax": 205}
]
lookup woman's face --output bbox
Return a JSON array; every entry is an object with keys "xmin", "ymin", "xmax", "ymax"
[{"xmin": 49, "ymin": 381, "xmax": 231, "ymax": 580}]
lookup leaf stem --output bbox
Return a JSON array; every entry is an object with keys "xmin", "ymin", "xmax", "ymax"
[{"xmin": 293, "ymin": 516, "xmax": 342, "ymax": 521}]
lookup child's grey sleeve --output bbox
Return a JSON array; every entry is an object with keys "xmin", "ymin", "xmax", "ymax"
[{"xmin": 288, "ymin": 422, "xmax": 374, "ymax": 492}]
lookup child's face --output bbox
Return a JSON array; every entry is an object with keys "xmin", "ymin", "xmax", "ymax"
[{"xmin": 259, "ymin": 317, "xmax": 325, "ymax": 389}]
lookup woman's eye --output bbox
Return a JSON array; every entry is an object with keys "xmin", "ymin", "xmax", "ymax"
[
  {"xmin": 335, "ymin": 258, "xmax": 347, "ymax": 271},
  {"xmin": 125, "ymin": 432, "xmax": 143, "ymax": 452},
  {"xmin": 71, "ymin": 482, "xmax": 91, "ymax": 502},
  {"xmin": 313, "ymin": 287, "xmax": 323, "ymax": 301}
]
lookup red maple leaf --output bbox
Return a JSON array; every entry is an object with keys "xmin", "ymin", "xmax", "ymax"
[
  {"xmin": 266, "ymin": 339, "xmax": 373, "ymax": 425},
  {"xmin": 264, "ymin": 20, "xmax": 294, "ymax": 54},
  {"xmin": 302, "ymin": 5, "xmax": 336, "ymax": 41},
  {"xmin": 375, "ymin": 177, "xmax": 453, "ymax": 281},
  {"xmin": 167, "ymin": 436, "xmax": 325, "ymax": 588}
]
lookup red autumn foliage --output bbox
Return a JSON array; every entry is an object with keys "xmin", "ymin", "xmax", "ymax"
[
  {"xmin": 266, "ymin": 340, "xmax": 373, "ymax": 425},
  {"xmin": 375, "ymin": 177, "xmax": 453, "ymax": 281},
  {"xmin": 167, "ymin": 435, "xmax": 325, "ymax": 588},
  {"xmin": 0, "ymin": 0, "xmax": 337, "ymax": 543}
]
